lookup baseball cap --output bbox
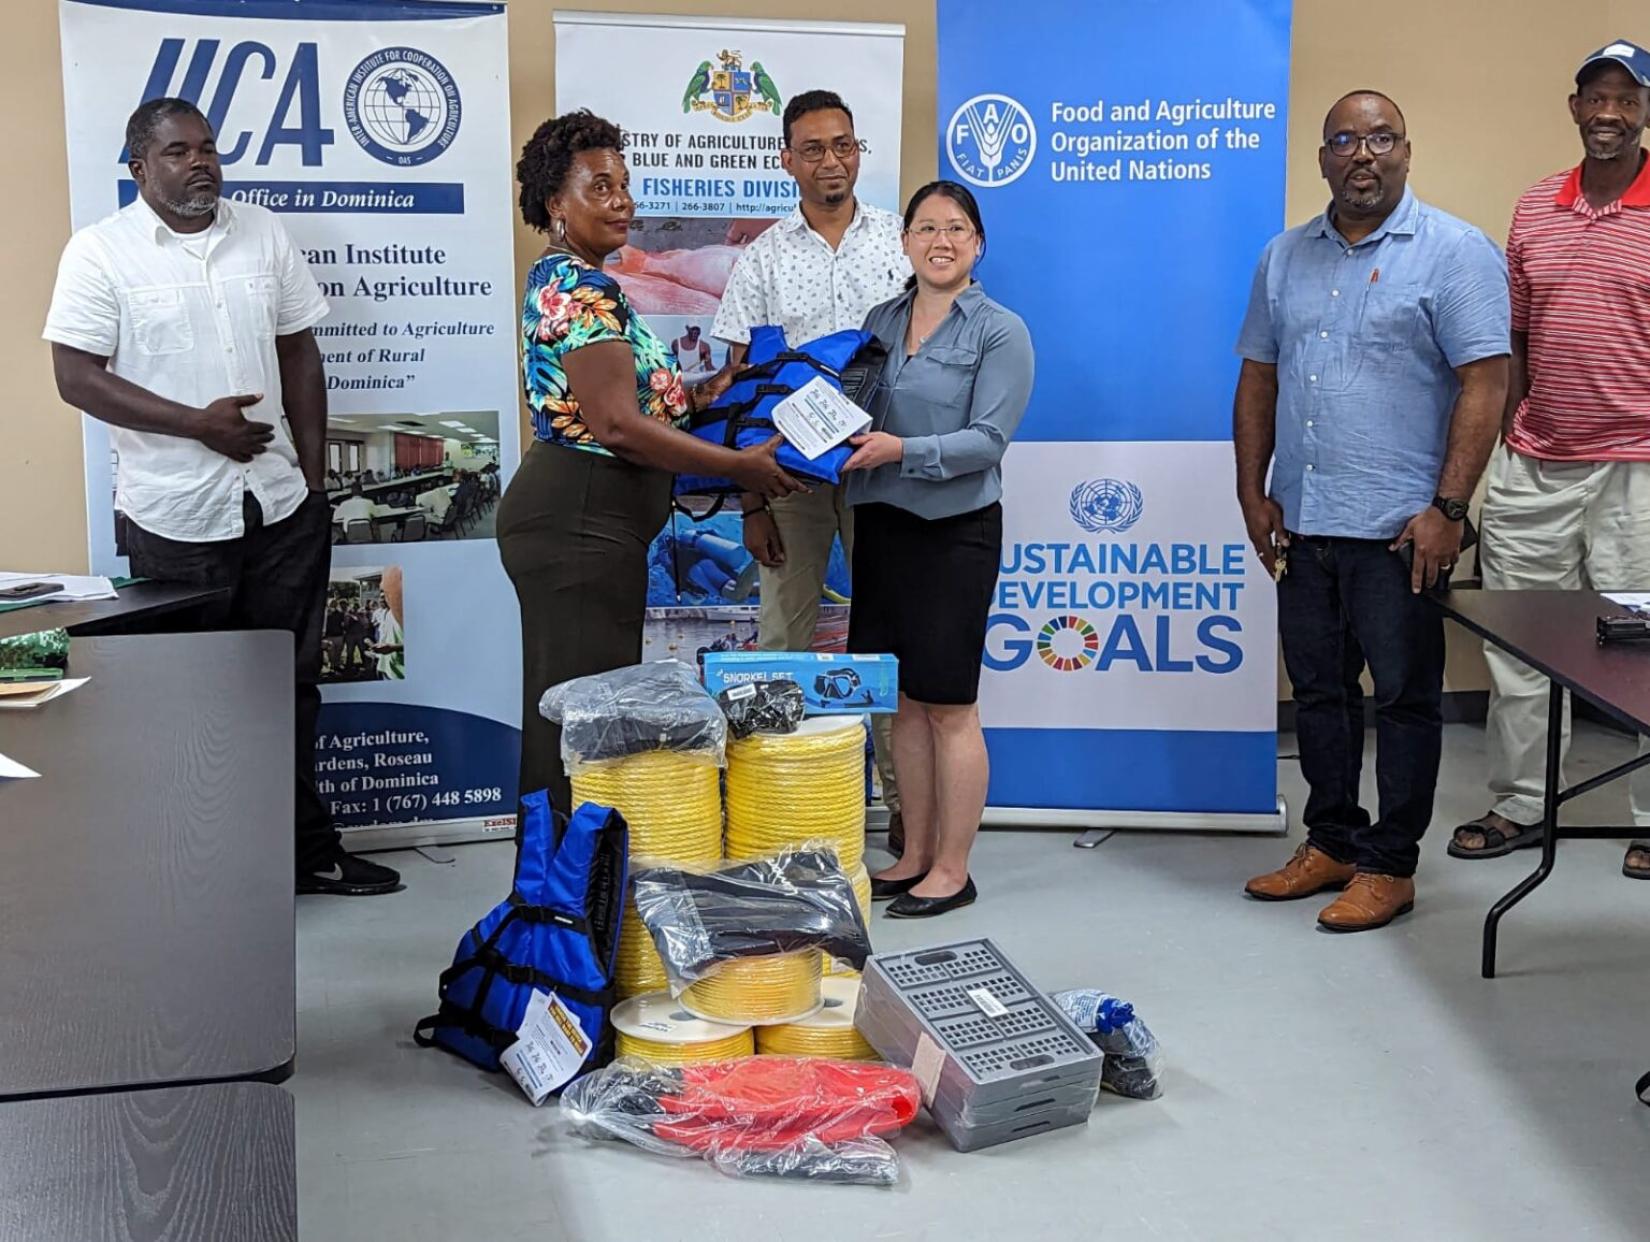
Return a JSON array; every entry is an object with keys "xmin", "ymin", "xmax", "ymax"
[{"xmin": 1576, "ymin": 39, "xmax": 1650, "ymax": 87}]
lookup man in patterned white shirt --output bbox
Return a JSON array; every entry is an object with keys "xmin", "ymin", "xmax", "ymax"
[{"xmin": 713, "ymin": 89, "xmax": 911, "ymax": 844}]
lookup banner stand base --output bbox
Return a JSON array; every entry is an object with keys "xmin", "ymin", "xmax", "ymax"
[
  {"xmin": 985, "ymin": 796, "xmax": 1289, "ymax": 839},
  {"xmin": 342, "ymin": 817, "xmax": 517, "ymax": 855}
]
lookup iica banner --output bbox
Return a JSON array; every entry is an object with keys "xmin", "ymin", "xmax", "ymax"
[
  {"xmin": 59, "ymin": 0, "xmax": 521, "ymax": 843},
  {"xmin": 553, "ymin": 11, "xmax": 902, "ymax": 650},
  {"xmin": 937, "ymin": 0, "xmax": 1291, "ymax": 818}
]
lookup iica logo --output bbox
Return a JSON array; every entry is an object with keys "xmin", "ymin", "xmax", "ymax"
[
  {"xmin": 1036, "ymin": 615, "xmax": 1099, "ymax": 671},
  {"xmin": 1070, "ymin": 478, "xmax": 1145, "ymax": 534},
  {"xmin": 946, "ymin": 93, "xmax": 1036, "ymax": 188},
  {"xmin": 343, "ymin": 47, "xmax": 461, "ymax": 167}
]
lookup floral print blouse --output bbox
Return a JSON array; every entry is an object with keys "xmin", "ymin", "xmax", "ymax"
[{"xmin": 520, "ymin": 253, "xmax": 689, "ymax": 452}]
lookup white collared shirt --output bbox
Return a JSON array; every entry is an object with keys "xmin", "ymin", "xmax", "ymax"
[
  {"xmin": 712, "ymin": 201, "xmax": 910, "ymax": 347},
  {"xmin": 43, "ymin": 196, "xmax": 330, "ymax": 542}
]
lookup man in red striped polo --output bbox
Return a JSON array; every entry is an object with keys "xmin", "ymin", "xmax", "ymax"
[{"xmin": 1452, "ymin": 41, "xmax": 1650, "ymax": 880}]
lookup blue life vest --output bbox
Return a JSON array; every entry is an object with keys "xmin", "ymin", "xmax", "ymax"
[
  {"xmin": 674, "ymin": 325, "xmax": 887, "ymax": 514},
  {"xmin": 414, "ymin": 792, "xmax": 627, "ymax": 1075}
]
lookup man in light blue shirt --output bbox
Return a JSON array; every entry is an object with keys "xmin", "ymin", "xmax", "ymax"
[{"xmin": 1232, "ymin": 90, "xmax": 1509, "ymax": 932}]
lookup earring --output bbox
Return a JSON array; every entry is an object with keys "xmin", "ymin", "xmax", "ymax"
[{"xmin": 555, "ymin": 218, "xmax": 567, "ymax": 242}]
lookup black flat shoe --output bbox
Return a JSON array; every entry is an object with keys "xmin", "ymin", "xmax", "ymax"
[
  {"xmin": 870, "ymin": 871, "xmax": 928, "ymax": 901},
  {"xmin": 886, "ymin": 877, "xmax": 977, "ymax": 919}
]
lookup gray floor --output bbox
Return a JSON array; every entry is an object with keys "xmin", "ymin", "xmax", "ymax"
[{"xmin": 293, "ymin": 722, "xmax": 1650, "ymax": 1241}]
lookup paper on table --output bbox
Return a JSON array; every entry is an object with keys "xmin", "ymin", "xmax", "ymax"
[
  {"xmin": 771, "ymin": 375, "xmax": 872, "ymax": 460},
  {"xmin": 0, "ymin": 572, "xmax": 117, "ymax": 603},
  {"xmin": 1604, "ymin": 593, "xmax": 1650, "ymax": 612},
  {"xmin": 0, "ymin": 751, "xmax": 40, "ymax": 780},
  {"xmin": 0, "ymin": 678, "xmax": 89, "ymax": 710}
]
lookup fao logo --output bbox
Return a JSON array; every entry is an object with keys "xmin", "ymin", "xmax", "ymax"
[
  {"xmin": 946, "ymin": 93, "xmax": 1036, "ymax": 188},
  {"xmin": 344, "ymin": 47, "xmax": 461, "ymax": 167},
  {"xmin": 1070, "ymin": 479, "xmax": 1145, "ymax": 534}
]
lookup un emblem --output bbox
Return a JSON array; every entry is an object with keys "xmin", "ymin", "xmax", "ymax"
[
  {"xmin": 946, "ymin": 93, "xmax": 1036, "ymax": 188},
  {"xmin": 1070, "ymin": 479, "xmax": 1145, "ymax": 534},
  {"xmin": 344, "ymin": 47, "xmax": 461, "ymax": 167}
]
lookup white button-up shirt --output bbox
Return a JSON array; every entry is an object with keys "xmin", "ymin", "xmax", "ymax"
[
  {"xmin": 712, "ymin": 201, "xmax": 911, "ymax": 347},
  {"xmin": 43, "ymin": 196, "xmax": 330, "ymax": 542}
]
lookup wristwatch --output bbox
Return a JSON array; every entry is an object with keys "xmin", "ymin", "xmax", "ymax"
[{"xmin": 1431, "ymin": 495, "xmax": 1469, "ymax": 522}]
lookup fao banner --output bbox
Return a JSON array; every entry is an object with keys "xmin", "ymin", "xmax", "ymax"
[
  {"xmin": 553, "ymin": 11, "xmax": 903, "ymax": 652},
  {"xmin": 938, "ymin": 0, "xmax": 1292, "ymax": 821},
  {"xmin": 59, "ymin": 0, "xmax": 521, "ymax": 845}
]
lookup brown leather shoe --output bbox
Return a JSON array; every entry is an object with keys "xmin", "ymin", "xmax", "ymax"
[
  {"xmin": 1244, "ymin": 843, "xmax": 1356, "ymax": 902},
  {"xmin": 1317, "ymin": 873, "xmax": 1415, "ymax": 933}
]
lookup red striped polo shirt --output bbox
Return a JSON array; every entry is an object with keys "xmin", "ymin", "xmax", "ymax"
[{"xmin": 1505, "ymin": 153, "xmax": 1650, "ymax": 461}]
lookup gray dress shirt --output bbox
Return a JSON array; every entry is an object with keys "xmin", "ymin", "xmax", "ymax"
[{"xmin": 845, "ymin": 283, "xmax": 1035, "ymax": 520}]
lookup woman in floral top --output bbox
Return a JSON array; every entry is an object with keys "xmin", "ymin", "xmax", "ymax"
[{"xmin": 499, "ymin": 111, "xmax": 802, "ymax": 816}]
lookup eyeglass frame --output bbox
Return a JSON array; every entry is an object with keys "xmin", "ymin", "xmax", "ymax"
[
  {"xmin": 787, "ymin": 138, "xmax": 862, "ymax": 163},
  {"xmin": 1323, "ymin": 129, "xmax": 1406, "ymax": 159},
  {"xmin": 905, "ymin": 222, "xmax": 978, "ymax": 243}
]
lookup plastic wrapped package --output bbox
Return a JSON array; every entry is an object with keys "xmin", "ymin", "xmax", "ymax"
[
  {"xmin": 716, "ymin": 678, "xmax": 806, "ymax": 739},
  {"xmin": 631, "ymin": 847, "xmax": 873, "ymax": 989},
  {"xmin": 0, "ymin": 627, "xmax": 70, "ymax": 671},
  {"xmin": 1051, "ymin": 990, "xmax": 1165, "ymax": 1100},
  {"xmin": 539, "ymin": 660, "xmax": 727, "ymax": 769},
  {"xmin": 561, "ymin": 1056, "xmax": 920, "ymax": 1184}
]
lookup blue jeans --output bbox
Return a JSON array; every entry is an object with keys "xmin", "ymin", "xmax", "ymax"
[{"xmin": 1278, "ymin": 535, "xmax": 1445, "ymax": 877}]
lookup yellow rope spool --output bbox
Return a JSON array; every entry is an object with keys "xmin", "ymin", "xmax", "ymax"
[
  {"xmin": 756, "ymin": 977, "xmax": 876, "ymax": 1060},
  {"xmin": 680, "ymin": 953, "xmax": 823, "ymax": 1026},
  {"xmin": 822, "ymin": 863, "xmax": 872, "ymax": 978},
  {"xmin": 611, "ymin": 992, "xmax": 754, "ymax": 1066},
  {"xmin": 573, "ymin": 750, "xmax": 723, "ymax": 998},
  {"xmin": 726, "ymin": 717, "xmax": 866, "ymax": 872},
  {"xmin": 570, "ymin": 751, "xmax": 724, "ymax": 864}
]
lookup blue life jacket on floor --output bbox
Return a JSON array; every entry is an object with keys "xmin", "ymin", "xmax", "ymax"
[
  {"xmin": 674, "ymin": 325, "xmax": 887, "ymax": 516},
  {"xmin": 414, "ymin": 792, "xmax": 627, "ymax": 1077}
]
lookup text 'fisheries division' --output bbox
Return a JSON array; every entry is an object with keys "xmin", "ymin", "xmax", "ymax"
[{"xmin": 947, "ymin": 94, "xmax": 1280, "ymax": 188}]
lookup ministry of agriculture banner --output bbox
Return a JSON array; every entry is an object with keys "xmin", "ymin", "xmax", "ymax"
[
  {"xmin": 553, "ymin": 11, "xmax": 903, "ymax": 650},
  {"xmin": 938, "ymin": 0, "xmax": 1291, "ymax": 818},
  {"xmin": 59, "ymin": 0, "xmax": 521, "ymax": 843}
]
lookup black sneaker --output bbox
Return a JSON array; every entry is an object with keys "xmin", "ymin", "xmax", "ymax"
[{"xmin": 297, "ymin": 853, "xmax": 403, "ymax": 896}]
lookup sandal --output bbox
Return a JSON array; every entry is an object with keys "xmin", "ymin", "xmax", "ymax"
[
  {"xmin": 1623, "ymin": 841, "xmax": 1650, "ymax": 881},
  {"xmin": 1447, "ymin": 815, "xmax": 1543, "ymax": 860}
]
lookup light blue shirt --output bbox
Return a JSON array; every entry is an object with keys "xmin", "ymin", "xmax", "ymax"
[
  {"xmin": 846, "ymin": 283, "xmax": 1034, "ymax": 520},
  {"xmin": 1235, "ymin": 189, "xmax": 1510, "ymax": 539}
]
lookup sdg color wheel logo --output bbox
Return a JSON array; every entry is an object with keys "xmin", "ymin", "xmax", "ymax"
[
  {"xmin": 946, "ymin": 93, "xmax": 1036, "ymax": 188},
  {"xmin": 1070, "ymin": 478, "xmax": 1145, "ymax": 534},
  {"xmin": 1037, "ymin": 615, "xmax": 1099, "ymax": 671},
  {"xmin": 344, "ymin": 47, "xmax": 461, "ymax": 166}
]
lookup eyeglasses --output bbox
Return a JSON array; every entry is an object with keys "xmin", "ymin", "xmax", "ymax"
[
  {"xmin": 1325, "ymin": 130, "xmax": 1405, "ymax": 158},
  {"xmin": 790, "ymin": 138, "xmax": 860, "ymax": 163},
  {"xmin": 907, "ymin": 223, "xmax": 976, "ymax": 242}
]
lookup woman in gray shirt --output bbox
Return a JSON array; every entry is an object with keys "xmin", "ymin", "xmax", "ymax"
[{"xmin": 843, "ymin": 181, "xmax": 1034, "ymax": 919}]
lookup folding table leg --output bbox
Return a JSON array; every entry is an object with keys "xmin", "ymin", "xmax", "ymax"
[{"xmin": 1482, "ymin": 681, "xmax": 1564, "ymax": 978}]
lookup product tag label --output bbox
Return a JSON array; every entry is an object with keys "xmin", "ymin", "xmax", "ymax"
[
  {"xmin": 911, "ymin": 1032, "xmax": 945, "ymax": 1108},
  {"xmin": 727, "ymin": 682, "xmax": 758, "ymax": 702},
  {"xmin": 967, "ymin": 986, "xmax": 1009, "ymax": 1019},
  {"xmin": 500, "ymin": 990, "xmax": 591, "ymax": 1106}
]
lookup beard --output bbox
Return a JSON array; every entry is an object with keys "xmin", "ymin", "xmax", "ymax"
[
  {"xmin": 1582, "ymin": 126, "xmax": 1636, "ymax": 160},
  {"xmin": 160, "ymin": 186, "xmax": 218, "ymax": 218}
]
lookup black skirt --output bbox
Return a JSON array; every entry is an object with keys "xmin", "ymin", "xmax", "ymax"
[{"xmin": 848, "ymin": 501, "xmax": 1002, "ymax": 706}]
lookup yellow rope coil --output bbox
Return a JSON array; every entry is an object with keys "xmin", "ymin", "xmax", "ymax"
[
  {"xmin": 725, "ymin": 719, "xmax": 866, "ymax": 872},
  {"xmin": 680, "ymin": 953, "xmax": 823, "ymax": 1026},
  {"xmin": 822, "ymin": 863, "xmax": 872, "ymax": 978},
  {"xmin": 611, "ymin": 993, "xmax": 754, "ymax": 1066},
  {"xmin": 756, "ymin": 978, "xmax": 875, "ymax": 1060},
  {"xmin": 573, "ymin": 751, "xmax": 723, "ymax": 998},
  {"xmin": 570, "ymin": 751, "xmax": 724, "ymax": 864}
]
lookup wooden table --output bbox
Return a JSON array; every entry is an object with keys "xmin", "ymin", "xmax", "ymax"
[
  {"xmin": 0, "ymin": 632, "xmax": 295, "ymax": 1099},
  {"xmin": 1434, "ymin": 588, "xmax": 1650, "ymax": 978},
  {"xmin": 0, "ymin": 582, "xmax": 228, "ymax": 642},
  {"xmin": 0, "ymin": 1082, "xmax": 295, "ymax": 1241}
]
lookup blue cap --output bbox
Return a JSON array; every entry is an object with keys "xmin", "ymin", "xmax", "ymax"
[{"xmin": 1577, "ymin": 39, "xmax": 1650, "ymax": 87}]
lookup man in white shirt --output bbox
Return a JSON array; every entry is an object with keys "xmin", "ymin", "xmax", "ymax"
[
  {"xmin": 670, "ymin": 323, "xmax": 716, "ymax": 382},
  {"xmin": 44, "ymin": 97, "xmax": 400, "ymax": 897},
  {"xmin": 334, "ymin": 481, "xmax": 386, "ymax": 532},
  {"xmin": 712, "ymin": 89, "xmax": 911, "ymax": 845}
]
